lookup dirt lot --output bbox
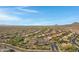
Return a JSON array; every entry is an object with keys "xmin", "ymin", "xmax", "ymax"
[{"xmin": 67, "ymin": 24, "xmax": 79, "ymax": 34}]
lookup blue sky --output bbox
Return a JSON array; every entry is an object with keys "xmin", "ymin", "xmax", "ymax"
[{"xmin": 0, "ymin": 6, "xmax": 79, "ymax": 25}]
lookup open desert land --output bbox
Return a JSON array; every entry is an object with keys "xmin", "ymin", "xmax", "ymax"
[{"xmin": 0, "ymin": 23, "xmax": 79, "ymax": 52}]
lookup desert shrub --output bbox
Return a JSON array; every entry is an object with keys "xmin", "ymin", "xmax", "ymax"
[
  {"xmin": 7, "ymin": 36, "xmax": 24, "ymax": 46},
  {"xmin": 61, "ymin": 43, "xmax": 73, "ymax": 49},
  {"xmin": 60, "ymin": 43, "xmax": 77, "ymax": 51}
]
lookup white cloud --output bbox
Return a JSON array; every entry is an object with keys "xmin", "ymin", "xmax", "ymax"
[
  {"xmin": 0, "ymin": 12, "xmax": 34, "ymax": 25},
  {"xmin": 0, "ymin": 7, "xmax": 39, "ymax": 16},
  {"xmin": 0, "ymin": 14, "xmax": 20, "ymax": 21},
  {"xmin": 17, "ymin": 7, "xmax": 38, "ymax": 13},
  {"xmin": 0, "ymin": 6, "xmax": 39, "ymax": 25}
]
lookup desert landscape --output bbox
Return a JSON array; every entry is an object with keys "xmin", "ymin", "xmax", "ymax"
[
  {"xmin": 0, "ymin": 23, "xmax": 79, "ymax": 52},
  {"xmin": 0, "ymin": 6, "xmax": 79, "ymax": 52}
]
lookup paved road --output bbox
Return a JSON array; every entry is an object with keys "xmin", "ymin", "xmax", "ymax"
[
  {"xmin": 70, "ymin": 34, "xmax": 79, "ymax": 49},
  {"xmin": 51, "ymin": 42, "xmax": 60, "ymax": 52}
]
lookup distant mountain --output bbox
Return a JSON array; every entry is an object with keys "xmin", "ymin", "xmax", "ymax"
[
  {"xmin": 0, "ymin": 22, "xmax": 79, "ymax": 26},
  {"xmin": 71, "ymin": 22, "xmax": 79, "ymax": 25}
]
